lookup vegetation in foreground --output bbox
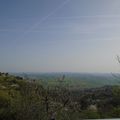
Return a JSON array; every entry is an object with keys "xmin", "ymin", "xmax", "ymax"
[{"xmin": 0, "ymin": 72, "xmax": 120, "ymax": 120}]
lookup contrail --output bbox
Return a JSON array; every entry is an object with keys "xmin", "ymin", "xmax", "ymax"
[{"xmin": 26, "ymin": 0, "xmax": 71, "ymax": 33}]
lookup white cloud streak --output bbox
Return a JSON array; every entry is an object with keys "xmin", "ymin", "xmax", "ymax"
[{"xmin": 50, "ymin": 15, "xmax": 120, "ymax": 19}]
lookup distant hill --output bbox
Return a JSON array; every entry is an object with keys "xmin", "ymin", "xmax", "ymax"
[{"xmin": 11, "ymin": 72, "xmax": 120, "ymax": 89}]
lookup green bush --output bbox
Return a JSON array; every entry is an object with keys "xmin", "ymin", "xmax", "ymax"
[
  {"xmin": 111, "ymin": 107, "xmax": 120, "ymax": 118},
  {"xmin": 80, "ymin": 110, "xmax": 100, "ymax": 119}
]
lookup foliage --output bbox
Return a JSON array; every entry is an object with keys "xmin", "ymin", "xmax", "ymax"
[{"xmin": 0, "ymin": 73, "xmax": 120, "ymax": 120}]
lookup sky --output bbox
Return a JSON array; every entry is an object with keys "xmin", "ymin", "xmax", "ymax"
[{"xmin": 1, "ymin": 0, "xmax": 120, "ymax": 73}]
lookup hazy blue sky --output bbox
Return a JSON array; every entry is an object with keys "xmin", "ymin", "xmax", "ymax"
[{"xmin": 1, "ymin": 0, "xmax": 120, "ymax": 72}]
